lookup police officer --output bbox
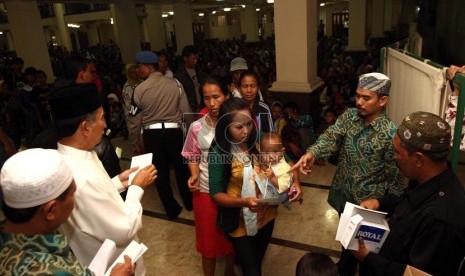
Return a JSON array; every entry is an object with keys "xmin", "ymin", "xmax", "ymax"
[{"xmin": 127, "ymin": 51, "xmax": 192, "ymax": 219}]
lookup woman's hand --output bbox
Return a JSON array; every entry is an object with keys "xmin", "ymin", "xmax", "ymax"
[
  {"xmin": 244, "ymin": 197, "xmax": 266, "ymax": 213},
  {"xmin": 187, "ymin": 174, "xmax": 200, "ymax": 191}
]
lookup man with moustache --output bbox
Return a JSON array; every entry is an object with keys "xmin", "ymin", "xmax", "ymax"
[
  {"xmin": 353, "ymin": 112, "xmax": 465, "ymax": 276},
  {"xmin": 290, "ymin": 72, "xmax": 404, "ymax": 276}
]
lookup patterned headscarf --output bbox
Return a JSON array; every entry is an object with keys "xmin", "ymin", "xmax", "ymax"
[
  {"xmin": 357, "ymin": 72, "xmax": 391, "ymax": 95},
  {"xmin": 397, "ymin": 111, "xmax": 451, "ymax": 152}
]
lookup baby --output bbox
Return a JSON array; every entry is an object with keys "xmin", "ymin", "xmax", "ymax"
[{"xmin": 254, "ymin": 132, "xmax": 293, "ymax": 208}]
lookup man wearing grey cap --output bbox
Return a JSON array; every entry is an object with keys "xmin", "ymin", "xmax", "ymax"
[
  {"xmin": 128, "ymin": 51, "xmax": 192, "ymax": 220},
  {"xmin": 0, "ymin": 149, "xmax": 135, "ymax": 275},
  {"xmin": 291, "ymin": 72, "xmax": 404, "ymax": 276},
  {"xmin": 48, "ymin": 83, "xmax": 156, "ymax": 275},
  {"xmin": 354, "ymin": 111, "xmax": 465, "ymax": 276},
  {"xmin": 229, "ymin": 57, "xmax": 248, "ymax": 98}
]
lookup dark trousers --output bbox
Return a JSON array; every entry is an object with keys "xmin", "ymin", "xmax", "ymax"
[
  {"xmin": 230, "ymin": 219, "xmax": 275, "ymax": 276},
  {"xmin": 143, "ymin": 128, "xmax": 192, "ymax": 218},
  {"xmin": 338, "ymin": 246, "xmax": 358, "ymax": 276}
]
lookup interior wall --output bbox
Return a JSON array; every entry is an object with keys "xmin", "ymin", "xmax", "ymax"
[
  {"xmin": 321, "ymin": 1, "xmax": 348, "ymax": 37},
  {"xmin": 435, "ymin": 0, "xmax": 465, "ymax": 64},
  {"xmin": 99, "ymin": 22, "xmax": 116, "ymax": 44},
  {"xmin": 210, "ymin": 25, "xmax": 241, "ymax": 40}
]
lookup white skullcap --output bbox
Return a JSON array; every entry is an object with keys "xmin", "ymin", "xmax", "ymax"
[{"xmin": 0, "ymin": 148, "xmax": 73, "ymax": 209}]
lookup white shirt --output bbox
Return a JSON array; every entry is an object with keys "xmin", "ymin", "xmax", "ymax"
[
  {"xmin": 181, "ymin": 115, "xmax": 214, "ymax": 193},
  {"xmin": 57, "ymin": 143, "xmax": 146, "ymax": 275}
]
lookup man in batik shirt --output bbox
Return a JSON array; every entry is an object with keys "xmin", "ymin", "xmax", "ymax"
[{"xmin": 291, "ymin": 72, "xmax": 404, "ymax": 276}]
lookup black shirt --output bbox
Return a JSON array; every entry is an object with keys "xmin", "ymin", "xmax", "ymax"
[{"xmin": 363, "ymin": 167, "xmax": 465, "ymax": 276}]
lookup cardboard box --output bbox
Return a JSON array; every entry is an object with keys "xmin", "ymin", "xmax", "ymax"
[
  {"xmin": 403, "ymin": 266, "xmax": 432, "ymax": 276},
  {"xmin": 336, "ymin": 202, "xmax": 390, "ymax": 254}
]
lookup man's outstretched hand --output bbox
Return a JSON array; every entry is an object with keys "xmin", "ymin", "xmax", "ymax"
[{"xmin": 288, "ymin": 152, "xmax": 315, "ymax": 175}]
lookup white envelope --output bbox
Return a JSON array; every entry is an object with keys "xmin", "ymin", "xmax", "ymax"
[{"xmin": 128, "ymin": 153, "xmax": 153, "ymax": 186}]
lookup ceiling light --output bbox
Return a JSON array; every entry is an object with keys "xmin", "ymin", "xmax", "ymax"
[
  {"xmin": 168, "ymin": 11, "xmax": 174, "ymax": 15},
  {"xmin": 110, "ymin": 18, "xmax": 114, "ymax": 24},
  {"xmin": 267, "ymin": 0, "xmax": 274, "ymax": 3},
  {"xmin": 320, "ymin": 3, "xmax": 325, "ymax": 6},
  {"xmin": 199, "ymin": 13, "xmax": 204, "ymax": 16},
  {"xmin": 67, "ymin": 23, "xmax": 80, "ymax": 28},
  {"xmin": 162, "ymin": 14, "xmax": 168, "ymax": 18},
  {"xmin": 241, "ymin": 5, "xmax": 246, "ymax": 8},
  {"xmin": 212, "ymin": 11, "xmax": 216, "ymax": 14},
  {"xmin": 256, "ymin": 8, "xmax": 260, "ymax": 11},
  {"xmin": 224, "ymin": 8, "xmax": 231, "ymax": 12}
]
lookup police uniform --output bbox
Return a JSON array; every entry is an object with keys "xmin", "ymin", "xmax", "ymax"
[{"xmin": 127, "ymin": 70, "xmax": 193, "ymax": 219}]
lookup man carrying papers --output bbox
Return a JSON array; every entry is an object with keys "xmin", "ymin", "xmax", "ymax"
[
  {"xmin": 48, "ymin": 83, "xmax": 157, "ymax": 275},
  {"xmin": 290, "ymin": 73, "xmax": 404, "ymax": 276},
  {"xmin": 353, "ymin": 112, "xmax": 465, "ymax": 276}
]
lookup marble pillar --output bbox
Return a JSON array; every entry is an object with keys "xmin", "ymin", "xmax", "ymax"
[
  {"xmin": 242, "ymin": 5, "xmax": 259, "ymax": 42},
  {"xmin": 110, "ymin": 1, "xmax": 141, "ymax": 64},
  {"xmin": 145, "ymin": 4, "xmax": 166, "ymax": 51},
  {"xmin": 270, "ymin": 0, "xmax": 323, "ymax": 116},
  {"xmin": 53, "ymin": 3, "xmax": 72, "ymax": 51},
  {"xmin": 6, "ymin": 0, "xmax": 54, "ymax": 78},
  {"xmin": 173, "ymin": 3, "xmax": 193, "ymax": 53}
]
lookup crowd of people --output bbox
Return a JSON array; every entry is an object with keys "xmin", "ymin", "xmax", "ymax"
[{"xmin": 0, "ymin": 35, "xmax": 464, "ymax": 276}]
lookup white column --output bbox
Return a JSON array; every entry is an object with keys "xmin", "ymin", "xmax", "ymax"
[
  {"xmin": 87, "ymin": 23, "xmax": 100, "ymax": 46},
  {"xmin": 347, "ymin": 0, "xmax": 367, "ymax": 51},
  {"xmin": 242, "ymin": 5, "xmax": 259, "ymax": 42},
  {"xmin": 5, "ymin": 0, "xmax": 54, "ymax": 78},
  {"xmin": 270, "ymin": 0, "xmax": 323, "ymax": 94},
  {"xmin": 145, "ymin": 4, "xmax": 166, "ymax": 51},
  {"xmin": 371, "ymin": 0, "xmax": 385, "ymax": 38},
  {"xmin": 173, "ymin": 3, "xmax": 193, "ymax": 52},
  {"xmin": 53, "ymin": 3, "xmax": 72, "ymax": 51},
  {"xmin": 110, "ymin": 2, "xmax": 141, "ymax": 64}
]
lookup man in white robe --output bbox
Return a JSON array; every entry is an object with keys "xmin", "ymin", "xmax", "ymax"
[{"xmin": 48, "ymin": 83, "xmax": 157, "ymax": 275}]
